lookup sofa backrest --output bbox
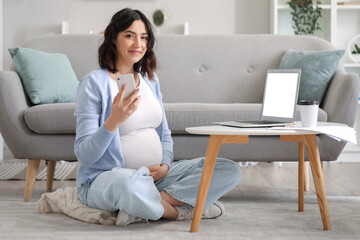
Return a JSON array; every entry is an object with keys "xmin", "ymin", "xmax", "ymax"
[
  {"xmin": 22, "ymin": 34, "xmax": 101, "ymax": 82},
  {"xmin": 156, "ymin": 35, "xmax": 338, "ymax": 104},
  {"xmin": 22, "ymin": 34, "xmax": 338, "ymax": 104}
]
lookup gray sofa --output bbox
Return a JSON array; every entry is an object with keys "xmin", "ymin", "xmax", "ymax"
[{"xmin": 0, "ymin": 34, "xmax": 359, "ymax": 201}]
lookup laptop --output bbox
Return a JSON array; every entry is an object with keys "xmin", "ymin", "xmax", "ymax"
[{"xmin": 214, "ymin": 69, "xmax": 301, "ymax": 128}]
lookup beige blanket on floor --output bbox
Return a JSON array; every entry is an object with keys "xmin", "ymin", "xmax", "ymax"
[{"xmin": 38, "ymin": 187, "xmax": 117, "ymax": 225}]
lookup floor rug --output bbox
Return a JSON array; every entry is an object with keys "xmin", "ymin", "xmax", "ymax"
[
  {"xmin": 1, "ymin": 195, "xmax": 360, "ymax": 240},
  {"xmin": 0, "ymin": 159, "xmax": 77, "ymax": 180}
]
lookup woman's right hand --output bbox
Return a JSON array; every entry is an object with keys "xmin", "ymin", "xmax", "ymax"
[{"xmin": 104, "ymin": 84, "xmax": 141, "ymax": 132}]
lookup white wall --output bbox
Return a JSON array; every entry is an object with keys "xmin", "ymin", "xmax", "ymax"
[
  {"xmin": 0, "ymin": 0, "xmax": 3, "ymax": 161},
  {"xmin": 3, "ymin": 0, "xmax": 270, "ymax": 70}
]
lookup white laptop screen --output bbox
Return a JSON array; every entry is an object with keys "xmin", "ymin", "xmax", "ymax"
[{"xmin": 262, "ymin": 72, "xmax": 300, "ymax": 119}]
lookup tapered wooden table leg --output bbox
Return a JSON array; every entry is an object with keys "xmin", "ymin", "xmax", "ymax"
[
  {"xmin": 190, "ymin": 135, "xmax": 248, "ymax": 232},
  {"xmin": 298, "ymin": 142, "xmax": 304, "ymax": 212},
  {"xmin": 304, "ymin": 135, "xmax": 332, "ymax": 230},
  {"xmin": 304, "ymin": 162, "xmax": 310, "ymax": 191},
  {"xmin": 280, "ymin": 135, "xmax": 305, "ymax": 211},
  {"xmin": 190, "ymin": 135, "xmax": 223, "ymax": 232}
]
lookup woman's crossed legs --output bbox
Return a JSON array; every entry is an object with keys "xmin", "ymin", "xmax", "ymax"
[{"xmin": 78, "ymin": 158, "xmax": 241, "ymax": 221}]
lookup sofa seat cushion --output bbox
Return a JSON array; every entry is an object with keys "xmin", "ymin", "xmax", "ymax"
[
  {"xmin": 164, "ymin": 103, "xmax": 328, "ymax": 134},
  {"xmin": 24, "ymin": 103, "xmax": 76, "ymax": 134},
  {"xmin": 24, "ymin": 102, "xmax": 328, "ymax": 135}
]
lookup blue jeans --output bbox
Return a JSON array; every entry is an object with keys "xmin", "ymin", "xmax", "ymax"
[{"xmin": 78, "ymin": 157, "xmax": 242, "ymax": 220}]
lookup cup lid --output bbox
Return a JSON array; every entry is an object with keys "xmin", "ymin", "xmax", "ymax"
[{"xmin": 298, "ymin": 100, "xmax": 319, "ymax": 105}]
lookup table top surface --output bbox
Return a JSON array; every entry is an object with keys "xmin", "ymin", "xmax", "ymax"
[{"xmin": 185, "ymin": 122, "xmax": 347, "ymax": 136}]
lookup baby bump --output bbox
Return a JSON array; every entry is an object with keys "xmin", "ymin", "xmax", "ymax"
[{"xmin": 121, "ymin": 128, "xmax": 163, "ymax": 170}]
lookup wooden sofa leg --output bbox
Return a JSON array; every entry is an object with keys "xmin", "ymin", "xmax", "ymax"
[
  {"xmin": 304, "ymin": 162, "xmax": 310, "ymax": 191},
  {"xmin": 24, "ymin": 159, "xmax": 40, "ymax": 202},
  {"xmin": 46, "ymin": 160, "xmax": 56, "ymax": 192}
]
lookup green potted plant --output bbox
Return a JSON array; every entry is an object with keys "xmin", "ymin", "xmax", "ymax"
[
  {"xmin": 351, "ymin": 43, "xmax": 360, "ymax": 62},
  {"xmin": 153, "ymin": 9, "xmax": 165, "ymax": 26},
  {"xmin": 287, "ymin": 0, "xmax": 322, "ymax": 35}
]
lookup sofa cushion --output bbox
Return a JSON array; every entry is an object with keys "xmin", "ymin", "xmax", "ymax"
[
  {"xmin": 24, "ymin": 103, "xmax": 328, "ymax": 134},
  {"xmin": 279, "ymin": 49, "xmax": 345, "ymax": 105},
  {"xmin": 24, "ymin": 103, "xmax": 76, "ymax": 134},
  {"xmin": 164, "ymin": 103, "xmax": 328, "ymax": 134},
  {"xmin": 8, "ymin": 47, "xmax": 78, "ymax": 105}
]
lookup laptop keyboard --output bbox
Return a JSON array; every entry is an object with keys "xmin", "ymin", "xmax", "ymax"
[{"xmin": 237, "ymin": 120, "xmax": 283, "ymax": 124}]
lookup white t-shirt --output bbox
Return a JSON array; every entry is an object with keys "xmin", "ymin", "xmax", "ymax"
[{"xmin": 110, "ymin": 74, "xmax": 163, "ymax": 170}]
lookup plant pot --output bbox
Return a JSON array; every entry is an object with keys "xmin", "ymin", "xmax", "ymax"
[
  {"xmin": 347, "ymin": 35, "xmax": 360, "ymax": 63},
  {"xmin": 295, "ymin": 0, "xmax": 316, "ymax": 6},
  {"xmin": 351, "ymin": 54, "xmax": 360, "ymax": 63}
]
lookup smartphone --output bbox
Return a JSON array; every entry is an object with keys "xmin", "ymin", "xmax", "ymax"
[{"xmin": 116, "ymin": 74, "xmax": 136, "ymax": 99}]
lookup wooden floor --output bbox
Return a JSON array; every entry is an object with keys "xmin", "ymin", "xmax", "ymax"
[{"xmin": 1, "ymin": 162, "xmax": 360, "ymax": 201}]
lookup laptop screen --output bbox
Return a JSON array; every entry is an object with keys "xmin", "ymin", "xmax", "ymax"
[{"xmin": 261, "ymin": 69, "xmax": 301, "ymax": 122}]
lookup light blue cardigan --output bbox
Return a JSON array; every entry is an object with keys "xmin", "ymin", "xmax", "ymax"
[{"xmin": 74, "ymin": 68, "xmax": 174, "ymax": 188}]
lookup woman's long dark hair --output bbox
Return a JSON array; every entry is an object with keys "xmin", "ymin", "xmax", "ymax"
[{"xmin": 98, "ymin": 8, "xmax": 156, "ymax": 80}]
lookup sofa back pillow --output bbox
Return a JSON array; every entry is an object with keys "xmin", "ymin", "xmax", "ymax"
[
  {"xmin": 279, "ymin": 49, "xmax": 345, "ymax": 105},
  {"xmin": 9, "ymin": 47, "xmax": 79, "ymax": 105}
]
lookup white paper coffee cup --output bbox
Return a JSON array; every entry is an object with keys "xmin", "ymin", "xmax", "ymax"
[{"xmin": 298, "ymin": 100, "xmax": 319, "ymax": 127}]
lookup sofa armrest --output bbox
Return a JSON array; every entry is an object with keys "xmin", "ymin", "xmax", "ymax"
[
  {"xmin": 0, "ymin": 71, "xmax": 33, "ymax": 154},
  {"xmin": 321, "ymin": 72, "xmax": 360, "ymax": 127},
  {"xmin": 0, "ymin": 70, "xmax": 30, "ymax": 111}
]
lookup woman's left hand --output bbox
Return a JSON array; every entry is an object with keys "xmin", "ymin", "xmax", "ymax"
[{"xmin": 149, "ymin": 164, "xmax": 169, "ymax": 182}]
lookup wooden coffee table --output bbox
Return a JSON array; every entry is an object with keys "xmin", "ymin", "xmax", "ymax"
[{"xmin": 186, "ymin": 125, "xmax": 333, "ymax": 232}]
